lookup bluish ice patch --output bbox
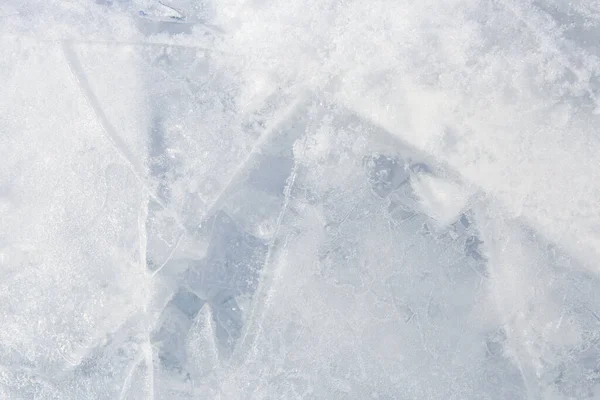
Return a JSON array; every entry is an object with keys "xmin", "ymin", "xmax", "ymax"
[
  {"xmin": 245, "ymin": 154, "xmax": 294, "ymax": 196},
  {"xmin": 183, "ymin": 211, "xmax": 266, "ymax": 301},
  {"xmin": 152, "ymin": 288, "xmax": 204, "ymax": 373}
]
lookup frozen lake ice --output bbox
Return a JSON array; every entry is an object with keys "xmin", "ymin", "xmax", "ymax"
[{"xmin": 2, "ymin": 0, "xmax": 600, "ymax": 398}]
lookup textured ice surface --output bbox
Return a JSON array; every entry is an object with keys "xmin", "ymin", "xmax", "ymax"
[{"xmin": 2, "ymin": 0, "xmax": 600, "ymax": 399}]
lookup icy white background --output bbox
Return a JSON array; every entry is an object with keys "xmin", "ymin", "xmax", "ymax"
[{"xmin": 1, "ymin": 0, "xmax": 600, "ymax": 399}]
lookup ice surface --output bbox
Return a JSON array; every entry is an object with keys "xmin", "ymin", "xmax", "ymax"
[{"xmin": 2, "ymin": 0, "xmax": 600, "ymax": 399}]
